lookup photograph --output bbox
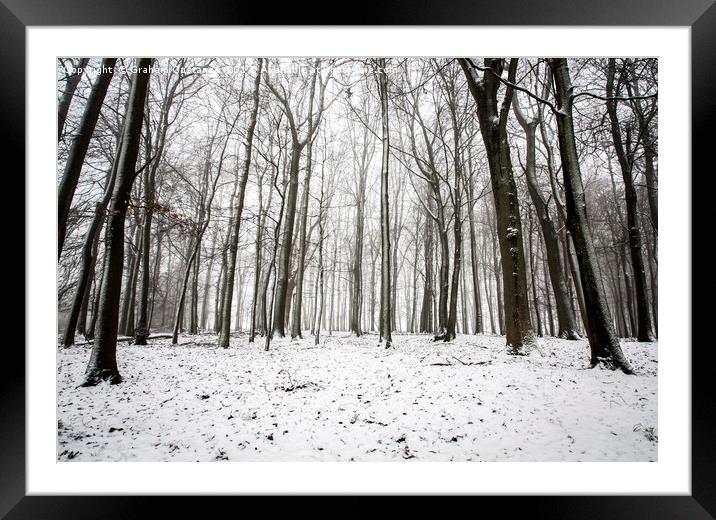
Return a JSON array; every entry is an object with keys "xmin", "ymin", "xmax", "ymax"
[{"xmin": 55, "ymin": 56, "xmax": 659, "ymax": 463}]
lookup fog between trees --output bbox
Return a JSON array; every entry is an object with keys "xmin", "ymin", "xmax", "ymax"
[{"xmin": 56, "ymin": 57, "xmax": 658, "ymax": 385}]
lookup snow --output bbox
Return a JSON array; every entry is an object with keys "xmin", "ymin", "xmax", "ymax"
[{"xmin": 57, "ymin": 333, "xmax": 657, "ymax": 462}]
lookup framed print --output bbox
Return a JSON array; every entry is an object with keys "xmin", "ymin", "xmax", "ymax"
[{"xmin": 7, "ymin": 0, "xmax": 713, "ymax": 515}]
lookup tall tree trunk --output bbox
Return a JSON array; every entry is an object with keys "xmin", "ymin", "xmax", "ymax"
[
  {"xmin": 350, "ymin": 139, "xmax": 369, "ymax": 337},
  {"xmin": 370, "ymin": 238, "xmax": 377, "ymax": 332},
  {"xmin": 444, "ymin": 76, "xmax": 464, "ymax": 342},
  {"xmin": 376, "ymin": 58, "xmax": 393, "ymax": 348},
  {"xmin": 445, "ymin": 185, "xmax": 461, "ymax": 340},
  {"xmin": 549, "ymin": 57, "xmax": 632, "ymax": 373},
  {"xmin": 459, "ymin": 58, "xmax": 533, "ymax": 353},
  {"xmin": 236, "ymin": 271, "xmax": 245, "ymax": 332},
  {"xmin": 314, "ymin": 176, "xmax": 327, "ymax": 344},
  {"xmin": 329, "ymin": 214, "xmax": 339, "ymax": 335},
  {"xmin": 81, "ymin": 59, "xmax": 151, "ymax": 386},
  {"xmin": 314, "ymin": 226, "xmax": 325, "ymax": 345},
  {"xmin": 219, "ymin": 59, "xmax": 262, "ymax": 347},
  {"xmin": 466, "ymin": 170, "xmax": 484, "ymax": 334},
  {"xmin": 419, "ymin": 183, "xmax": 435, "ymax": 333},
  {"xmin": 58, "ymin": 58, "xmax": 117, "ymax": 260},
  {"xmin": 390, "ymin": 190, "xmax": 404, "ymax": 332}
]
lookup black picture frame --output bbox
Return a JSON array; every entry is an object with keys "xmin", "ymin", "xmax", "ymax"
[{"xmin": 6, "ymin": 0, "xmax": 712, "ymax": 515}]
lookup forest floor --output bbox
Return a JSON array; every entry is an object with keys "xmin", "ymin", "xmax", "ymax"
[{"xmin": 57, "ymin": 333, "xmax": 658, "ymax": 462}]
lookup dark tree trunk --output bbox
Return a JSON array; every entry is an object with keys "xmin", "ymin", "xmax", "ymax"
[
  {"xmin": 58, "ymin": 58, "xmax": 117, "ymax": 260},
  {"xmin": 81, "ymin": 59, "xmax": 151, "ymax": 386},
  {"xmin": 409, "ymin": 221, "xmax": 420, "ymax": 333},
  {"xmin": 466, "ymin": 170, "xmax": 484, "ymax": 334},
  {"xmin": 271, "ymin": 142, "xmax": 301, "ymax": 338},
  {"xmin": 419, "ymin": 183, "xmax": 435, "ymax": 333},
  {"xmin": 549, "ymin": 57, "xmax": 632, "ymax": 373},
  {"xmin": 441, "ymin": 73, "xmax": 464, "ymax": 342},
  {"xmin": 459, "ymin": 58, "xmax": 533, "ymax": 353},
  {"xmin": 390, "ymin": 190, "xmax": 404, "ymax": 332},
  {"xmin": 376, "ymin": 58, "xmax": 393, "ymax": 348},
  {"xmin": 314, "ymin": 222, "xmax": 325, "ymax": 344}
]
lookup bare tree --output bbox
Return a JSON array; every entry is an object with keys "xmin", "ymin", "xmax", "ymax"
[
  {"xmin": 375, "ymin": 58, "xmax": 393, "ymax": 349},
  {"xmin": 218, "ymin": 58, "xmax": 263, "ymax": 347},
  {"xmin": 459, "ymin": 58, "xmax": 534, "ymax": 353},
  {"xmin": 58, "ymin": 58, "xmax": 117, "ymax": 260},
  {"xmin": 549, "ymin": 58, "xmax": 633, "ymax": 373},
  {"xmin": 81, "ymin": 58, "xmax": 152, "ymax": 386}
]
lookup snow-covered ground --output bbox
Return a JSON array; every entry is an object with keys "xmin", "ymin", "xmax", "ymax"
[{"xmin": 57, "ymin": 333, "xmax": 657, "ymax": 462}]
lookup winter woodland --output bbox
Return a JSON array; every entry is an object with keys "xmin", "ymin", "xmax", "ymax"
[{"xmin": 57, "ymin": 58, "xmax": 658, "ymax": 461}]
